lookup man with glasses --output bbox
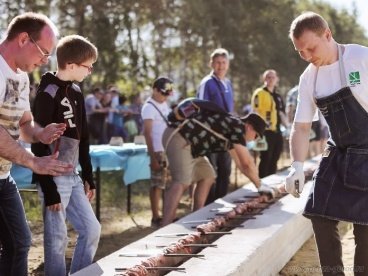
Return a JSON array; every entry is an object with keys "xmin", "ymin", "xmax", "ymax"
[
  {"xmin": 0, "ymin": 12, "xmax": 73, "ymax": 276},
  {"xmin": 29, "ymin": 35, "xmax": 53, "ymax": 61}
]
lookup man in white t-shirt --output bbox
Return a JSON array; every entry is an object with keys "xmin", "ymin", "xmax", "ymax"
[
  {"xmin": 0, "ymin": 13, "xmax": 73, "ymax": 275},
  {"xmin": 141, "ymin": 77, "xmax": 172, "ymax": 227},
  {"xmin": 286, "ymin": 11, "xmax": 368, "ymax": 273}
]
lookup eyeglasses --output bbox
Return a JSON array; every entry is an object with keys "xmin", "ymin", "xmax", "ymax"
[
  {"xmin": 78, "ymin": 64, "xmax": 93, "ymax": 73},
  {"xmin": 29, "ymin": 35, "xmax": 52, "ymax": 60}
]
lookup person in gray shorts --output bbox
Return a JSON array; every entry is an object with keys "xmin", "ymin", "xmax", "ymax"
[{"xmin": 161, "ymin": 98, "xmax": 273, "ymax": 226}]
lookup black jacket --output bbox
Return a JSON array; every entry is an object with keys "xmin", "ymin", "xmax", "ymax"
[{"xmin": 31, "ymin": 72, "xmax": 94, "ymax": 206}]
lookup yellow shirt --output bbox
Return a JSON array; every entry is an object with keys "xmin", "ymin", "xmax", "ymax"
[{"xmin": 251, "ymin": 87, "xmax": 277, "ymax": 131}]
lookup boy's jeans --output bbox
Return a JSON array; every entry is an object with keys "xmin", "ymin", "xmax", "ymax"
[
  {"xmin": 38, "ymin": 175, "xmax": 101, "ymax": 276},
  {"xmin": 0, "ymin": 176, "xmax": 31, "ymax": 276}
]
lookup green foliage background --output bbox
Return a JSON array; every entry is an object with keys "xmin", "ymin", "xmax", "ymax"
[{"xmin": 0, "ymin": 0, "xmax": 366, "ymax": 111}]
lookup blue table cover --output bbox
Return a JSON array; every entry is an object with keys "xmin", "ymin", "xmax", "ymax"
[{"xmin": 11, "ymin": 143, "xmax": 150, "ymax": 188}]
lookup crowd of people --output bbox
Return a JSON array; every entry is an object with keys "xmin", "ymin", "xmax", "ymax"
[
  {"xmin": 83, "ymin": 86, "xmax": 143, "ymax": 145},
  {"xmin": 1, "ymin": 10, "xmax": 367, "ymax": 276}
]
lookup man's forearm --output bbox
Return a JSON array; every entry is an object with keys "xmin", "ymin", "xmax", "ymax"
[
  {"xmin": 243, "ymin": 165, "xmax": 261, "ymax": 188},
  {"xmin": 290, "ymin": 122, "xmax": 312, "ymax": 162},
  {"xmin": 19, "ymin": 120, "xmax": 42, "ymax": 143},
  {"xmin": 0, "ymin": 126, "xmax": 34, "ymax": 167},
  {"xmin": 230, "ymin": 146, "xmax": 261, "ymax": 188}
]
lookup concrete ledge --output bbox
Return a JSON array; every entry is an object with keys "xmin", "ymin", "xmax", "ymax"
[
  {"xmin": 73, "ymin": 158, "xmax": 319, "ymax": 276},
  {"xmin": 166, "ymin": 183, "xmax": 313, "ymax": 276}
]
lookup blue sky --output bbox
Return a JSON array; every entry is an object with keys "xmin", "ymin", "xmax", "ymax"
[{"xmin": 322, "ymin": 0, "xmax": 368, "ymax": 34}]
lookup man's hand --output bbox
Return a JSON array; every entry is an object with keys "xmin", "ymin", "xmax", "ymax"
[
  {"xmin": 84, "ymin": 181, "xmax": 95, "ymax": 201},
  {"xmin": 30, "ymin": 152, "xmax": 73, "ymax": 176},
  {"xmin": 150, "ymin": 158, "xmax": 161, "ymax": 171},
  {"xmin": 36, "ymin": 123, "xmax": 67, "ymax": 144},
  {"xmin": 258, "ymin": 182, "xmax": 277, "ymax": 199},
  {"xmin": 285, "ymin": 161, "xmax": 305, "ymax": 198},
  {"xmin": 47, "ymin": 203, "xmax": 62, "ymax": 212}
]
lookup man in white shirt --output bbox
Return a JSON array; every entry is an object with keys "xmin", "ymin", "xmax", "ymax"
[
  {"xmin": 286, "ymin": 11, "xmax": 368, "ymax": 274},
  {"xmin": 141, "ymin": 77, "xmax": 172, "ymax": 227},
  {"xmin": 0, "ymin": 13, "xmax": 73, "ymax": 275}
]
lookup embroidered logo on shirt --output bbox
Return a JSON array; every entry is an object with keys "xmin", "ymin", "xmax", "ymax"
[{"xmin": 349, "ymin": 71, "xmax": 360, "ymax": 86}]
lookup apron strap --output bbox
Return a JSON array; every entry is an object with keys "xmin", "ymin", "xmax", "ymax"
[
  {"xmin": 313, "ymin": 43, "xmax": 347, "ymax": 98},
  {"xmin": 337, "ymin": 44, "xmax": 348, "ymax": 87}
]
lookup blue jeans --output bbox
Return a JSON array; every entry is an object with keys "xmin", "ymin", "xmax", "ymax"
[
  {"xmin": 0, "ymin": 176, "xmax": 31, "ymax": 276},
  {"xmin": 38, "ymin": 175, "xmax": 101, "ymax": 276}
]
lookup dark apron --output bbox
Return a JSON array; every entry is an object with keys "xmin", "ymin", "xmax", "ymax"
[{"xmin": 304, "ymin": 45, "xmax": 368, "ymax": 224}]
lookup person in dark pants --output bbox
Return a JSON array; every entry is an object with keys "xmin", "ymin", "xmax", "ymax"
[
  {"xmin": 260, "ymin": 129, "xmax": 284, "ymax": 177},
  {"xmin": 0, "ymin": 12, "xmax": 73, "ymax": 276},
  {"xmin": 286, "ymin": 11, "xmax": 368, "ymax": 275},
  {"xmin": 251, "ymin": 69, "xmax": 288, "ymax": 178},
  {"xmin": 197, "ymin": 48, "xmax": 234, "ymax": 203}
]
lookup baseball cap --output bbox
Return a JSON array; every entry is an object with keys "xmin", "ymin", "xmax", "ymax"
[
  {"xmin": 152, "ymin": 77, "xmax": 174, "ymax": 96},
  {"xmin": 241, "ymin": 113, "xmax": 267, "ymax": 138}
]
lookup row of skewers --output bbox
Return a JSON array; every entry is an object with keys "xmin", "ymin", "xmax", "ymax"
[{"xmin": 115, "ymin": 189, "xmax": 283, "ymax": 276}]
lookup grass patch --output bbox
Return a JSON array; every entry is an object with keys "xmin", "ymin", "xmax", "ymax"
[{"xmin": 20, "ymin": 171, "xmax": 155, "ymax": 222}]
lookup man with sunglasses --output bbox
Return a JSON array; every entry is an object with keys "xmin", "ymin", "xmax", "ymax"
[
  {"xmin": 0, "ymin": 12, "xmax": 73, "ymax": 276},
  {"xmin": 141, "ymin": 77, "xmax": 173, "ymax": 227}
]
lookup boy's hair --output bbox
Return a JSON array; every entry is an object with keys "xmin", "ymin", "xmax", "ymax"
[
  {"xmin": 6, "ymin": 12, "xmax": 58, "ymax": 41},
  {"xmin": 210, "ymin": 48, "xmax": 229, "ymax": 62},
  {"xmin": 289, "ymin": 11, "xmax": 329, "ymax": 40},
  {"xmin": 56, "ymin": 35, "xmax": 98, "ymax": 70}
]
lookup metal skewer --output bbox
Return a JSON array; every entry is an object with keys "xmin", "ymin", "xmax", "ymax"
[
  {"xmin": 155, "ymin": 231, "xmax": 232, "ymax": 237},
  {"xmin": 119, "ymin": 253, "xmax": 154, "ymax": 257},
  {"xmin": 156, "ymin": 244, "xmax": 217, "ymax": 248},
  {"xmin": 119, "ymin": 253, "xmax": 205, "ymax": 257},
  {"xmin": 155, "ymin": 233, "xmax": 191, "ymax": 237},
  {"xmin": 182, "ymin": 219, "xmax": 212, "ymax": 224},
  {"xmin": 201, "ymin": 231, "xmax": 232, "ymax": 235},
  {"xmin": 115, "ymin": 267, "xmax": 186, "ymax": 272},
  {"xmin": 164, "ymin": 253, "xmax": 205, "ymax": 257}
]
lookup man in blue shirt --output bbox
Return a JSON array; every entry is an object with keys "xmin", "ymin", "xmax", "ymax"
[{"xmin": 197, "ymin": 48, "xmax": 234, "ymax": 203}]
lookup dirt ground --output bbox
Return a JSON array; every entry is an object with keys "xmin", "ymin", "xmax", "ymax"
[
  {"xmin": 280, "ymin": 223, "xmax": 355, "ymax": 276},
  {"xmin": 28, "ymin": 206, "xmax": 161, "ymax": 275}
]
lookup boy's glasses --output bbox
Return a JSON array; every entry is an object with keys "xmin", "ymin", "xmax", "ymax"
[
  {"xmin": 78, "ymin": 64, "xmax": 93, "ymax": 72},
  {"xmin": 29, "ymin": 35, "xmax": 52, "ymax": 60}
]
